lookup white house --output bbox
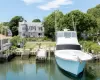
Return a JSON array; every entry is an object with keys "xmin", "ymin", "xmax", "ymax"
[
  {"xmin": 18, "ymin": 21, "xmax": 44, "ymax": 38},
  {"xmin": 0, "ymin": 34, "xmax": 11, "ymax": 53}
]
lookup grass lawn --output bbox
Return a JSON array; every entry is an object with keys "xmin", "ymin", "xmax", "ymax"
[{"xmin": 25, "ymin": 42, "xmax": 56, "ymax": 49}]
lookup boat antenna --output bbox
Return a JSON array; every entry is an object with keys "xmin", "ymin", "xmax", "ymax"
[
  {"xmin": 55, "ymin": 10, "xmax": 57, "ymax": 33},
  {"xmin": 72, "ymin": 15, "xmax": 76, "ymax": 31},
  {"xmin": 55, "ymin": 10, "xmax": 57, "ymax": 41}
]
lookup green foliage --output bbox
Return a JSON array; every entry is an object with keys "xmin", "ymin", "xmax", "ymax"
[
  {"xmin": 25, "ymin": 42, "xmax": 55, "ymax": 49},
  {"xmin": 24, "ymin": 37, "xmax": 51, "ymax": 42},
  {"xmin": 43, "ymin": 10, "xmax": 97, "ymax": 40},
  {"xmin": 32, "ymin": 19, "xmax": 41, "ymax": 22},
  {"xmin": 9, "ymin": 16, "xmax": 24, "ymax": 36},
  {"xmin": 43, "ymin": 10, "xmax": 64, "ymax": 40},
  {"xmin": 3, "ymin": 22, "xmax": 9, "ymax": 26},
  {"xmin": 80, "ymin": 41, "xmax": 100, "ymax": 54},
  {"xmin": 42, "ymin": 36, "xmax": 51, "ymax": 41},
  {"xmin": 87, "ymin": 4, "xmax": 100, "ymax": 36},
  {"xmin": 10, "ymin": 36, "xmax": 26, "ymax": 47},
  {"xmin": 64, "ymin": 10, "xmax": 97, "ymax": 38},
  {"xmin": 10, "ymin": 46, "xmax": 17, "ymax": 53},
  {"xmin": 10, "ymin": 36, "xmax": 21, "ymax": 47},
  {"xmin": 96, "ymin": 18, "xmax": 100, "ymax": 32},
  {"xmin": 0, "ymin": 23, "xmax": 8, "ymax": 35},
  {"xmin": 87, "ymin": 4, "xmax": 100, "ymax": 18}
]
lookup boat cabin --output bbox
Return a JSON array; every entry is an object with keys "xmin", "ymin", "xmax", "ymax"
[{"xmin": 56, "ymin": 30, "xmax": 81, "ymax": 50}]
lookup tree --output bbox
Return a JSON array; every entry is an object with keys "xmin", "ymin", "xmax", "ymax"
[
  {"xmin": 87, "ymin": 4, "xmax": 100, "ymax": 18},
  {"xmin": 43, "ymin": 10, "xmax": 97, "ymax": 40},
  {"xmin": 0, "ymin": 23, "xmax": 8, "ymax": 35},
  {"xmin": 43, "ymin": 10, "xmax": 64, "ymax": 40},
  {"xmin": 3, "ymin": 22, "xmax": 9, "ymax": 26},
  {"xmin": 64, "ymin": 10, "xmax": 97, "ymax": 38},
  {"xmin": 87, "ymin": 4, "xmax": 100, "ymax": 37},
  {"xmin": 32, "ymin": 19, "xmax": 41, "ymax": 22},
  {"xmin": 96, "ymin": 18, "xmax": 100, "ymax": 33},
  {"xmin": 10, "ymin": 36, "xmax": 21, "ymax": 47},
  {"xmin": 9, "ymin": 16, "xmax": 24, "ymax": 36}
]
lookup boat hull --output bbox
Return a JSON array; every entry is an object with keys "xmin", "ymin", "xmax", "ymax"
[{"xmin": 55, "ymin": 56, "xmax": 86, "ymax": 75}]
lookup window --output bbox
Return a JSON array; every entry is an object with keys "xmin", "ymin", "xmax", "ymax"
[
  {"xmin": 33, "ymin": 26, "xmax": 36, "ymax": 31},
  {"xmin": 56, "ymin": 44, "xmax": 81, "ymax": 50},
  {"xmin": 31, "ymin": 32, "xmax": 33, "ymax": 35},
  {"xmin": 23, "ymin": 33, "xmax": 25, "ymax": 36},
  {"xmin": 64, "ymin": 32, "xmax": 71, "ymax": 38},
  {"xmin": 35, "ymin": 26, "xmax": 36, "ymax": 30},
  {"xmin": 21, "ymin": 24, "xmax": 27, "ymax": 30},
  {"xmin": 57, "ymin": 32, "xmax": 63, "ymax": 38},
  {"xmin": 29, "ymin": 26, "xmax": 31, "ymax": 30},
  {"xmin": 41, "ymin": 27, "xmax": 42, "ymax": 31},
  {"xmin": 38, "ymin": 27, "xmax": 42, "ymax": 31},
  {"xmin": 38, "ymin": 33, "xmax": 42, "ymax": 37},
  {"xmin": 72, "ymin": 32, "xmax": 77, "ymax": 37},
  {"xmin": 19, "ymin": 32, "xmax": 21, "ymax": 35},
  {"xmin": 22, "ymin": 27, "xmax": 25, "ymax": 30},
  {"xmin": 39, "ymin": 27, "xmax": 40, "ymax": 31},
  {"xmin": 32, "ymin": 26, "xmax": 34, "ymax": 30},
  {"xmin": 29, "ymin": 32, "xmax": 30, "ymax": 35}
]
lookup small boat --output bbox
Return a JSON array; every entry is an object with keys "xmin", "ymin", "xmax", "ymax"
[{"xmin": 55, "ymin": 29, "xmax": 92, "ymax": 75}]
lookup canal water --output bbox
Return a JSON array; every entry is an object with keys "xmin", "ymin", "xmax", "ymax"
[{"xmin": 0, "ymin": 57, "xmax": 99, "ymax": 80}]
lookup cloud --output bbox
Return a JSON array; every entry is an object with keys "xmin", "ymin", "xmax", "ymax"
[
  {"xmin": 22, "ymin": 0, "xmax": 42, "ymax": 5},
  {"xmin": 38, "ymin": 0, "xmax": 73, "ymax": 10}
]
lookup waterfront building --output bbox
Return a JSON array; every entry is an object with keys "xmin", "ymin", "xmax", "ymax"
[
  {"xmin": 0, "ymin": 34, "xmax": 11, "ymax": 53},
  {"xmin": 18, "ymin": 21, "xmax": 44, "ymax": 38}
]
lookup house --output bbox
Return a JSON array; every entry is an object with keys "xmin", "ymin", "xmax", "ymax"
[
  {"xmin": 18, "ymin": 21, "xmax": 44, "ymax": 38},
  {"xmin": 0, "ymin": 34, "xmax": 11, "ymax": 53}
]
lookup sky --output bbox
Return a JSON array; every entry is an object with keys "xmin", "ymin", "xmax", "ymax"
[{"xmin": 0, "ymin": 0, "xmax": 100, "ymax": 22}]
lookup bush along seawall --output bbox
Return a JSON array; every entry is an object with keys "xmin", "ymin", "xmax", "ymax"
[{"xmin": 80, "ymin": 41, "xmax": 100, "ymax": 60}]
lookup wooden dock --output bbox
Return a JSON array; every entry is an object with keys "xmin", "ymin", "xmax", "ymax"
[
  {"xmin": 14, "ymin": 46, "xmax": 55, "ymax": 61},
  {"xmin": 21, "ymin": 49, "xmax": 30, "ymax": 59},
  {"xmin": 36, "ymin": 49, "xmax": 47, "ymax": 62}
]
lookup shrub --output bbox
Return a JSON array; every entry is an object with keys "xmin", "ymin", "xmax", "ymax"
[
  {"xmin": 10, "ymin": 36, "xmax": 26, "ymax": 47},
  {"xmin": 80, "ymin": 41, "xmax": 100, "ymax": 54},
  {"xmin": 24, "ymin": 37, "xmax": 52, "ymax": 42}
]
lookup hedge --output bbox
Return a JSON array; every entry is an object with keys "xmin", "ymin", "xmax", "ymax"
[{"xmin": 80, "ymin": 41, "xmax": 100, "ymax": 54}]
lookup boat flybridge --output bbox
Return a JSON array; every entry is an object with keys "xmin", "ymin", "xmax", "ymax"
[{"xmin": 55, "ymin": 29, "xmax": 92, "ymax": 75}]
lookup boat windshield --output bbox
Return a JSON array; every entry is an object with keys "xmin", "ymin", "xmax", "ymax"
[
  {"xmin": 64, "ymin": 32, "xmax": 71, "ymax": 38},
  {"xmin": 57, "ymin": 32, "xmax": 64, "ymax": 38},
  {"xmin": 64, "ymin": 32, "xmax": 77, "ymax": 38},
  {"xmin": 56, "ymin": 44, "xmax": 81, "ymax": 50},
  {"xmin": 57, "ymin": 32, "xmax": 77, "ymax": 38}
]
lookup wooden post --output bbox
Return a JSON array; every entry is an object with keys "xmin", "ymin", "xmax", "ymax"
[{"xmin": 48, "ymin": 45, "xmax": 51, "ymax": 60}]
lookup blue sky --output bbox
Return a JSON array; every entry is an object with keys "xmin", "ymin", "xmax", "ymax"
[{"xmin": 0, "ymin": 0, "xmax": 100, "ymax": 22}]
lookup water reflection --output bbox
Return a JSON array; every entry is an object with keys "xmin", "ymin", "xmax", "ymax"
[
  {"xmin": 0, "ymin": 57, "xmax": 100, "ymax": 80},
  {"xmin": 84, "ymin": 61, "xmax": 100, "ymax": 80}
]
